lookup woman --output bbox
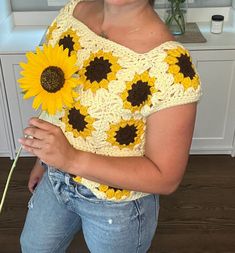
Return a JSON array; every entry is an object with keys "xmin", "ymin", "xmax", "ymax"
[{"xmin": 20, "ymin": 0, "xmax": 201, "ymax": 252}]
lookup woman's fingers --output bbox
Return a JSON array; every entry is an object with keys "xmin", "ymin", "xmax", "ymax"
[
  {"xmin": 29, "ymin": 117, "xmax": 55, "ymax": 131},
  {"xmin": 23, "ymin": 126, "xmax": 47, "ymax": 140},
  {"xmin": 21, "ymin": 144, "xmax": 43, "ymax": 158},
  {"xmin": 19, "ymin": 117, "xmax": 73, "ymax": 170},
  {"xmin": 19, "ymin": 137, "xmax": 44, "ymax": 150}
]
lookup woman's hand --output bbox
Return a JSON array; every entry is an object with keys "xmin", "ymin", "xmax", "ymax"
[{"xmin": 19, "ymin": 118, "xmax": 76, "ymax": 172}]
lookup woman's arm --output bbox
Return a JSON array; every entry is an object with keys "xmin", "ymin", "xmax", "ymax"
[
  {"xmin": 69, "ymin": 102, "xmax": 197, "ymax": 194},
  {"xmin": 19, "ymin": 102, "xmax": 197, "ymax": 195}
]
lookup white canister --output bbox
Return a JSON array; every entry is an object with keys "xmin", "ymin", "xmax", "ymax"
[{"xmin": 211, "ymin": 15, "xmax": 224, "ymax": 34}]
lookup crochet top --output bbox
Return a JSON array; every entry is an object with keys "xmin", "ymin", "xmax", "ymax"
[{"xmin": 41, "ymin": 0, "xmax": 202, "ymax": 202}]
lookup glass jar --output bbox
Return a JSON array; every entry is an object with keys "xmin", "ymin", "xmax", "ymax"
[
  {"xmin": 165, "ymin": 0, "xmax": 188, "ymax": 35},
  {"xmin": 211, "ymin": 15, "xmax": 224, "ymax": 34}
]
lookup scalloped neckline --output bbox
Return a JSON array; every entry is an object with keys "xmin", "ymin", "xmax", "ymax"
[{"xmin": 70, "ymin": 0, "xmax": 178, "ymax": 56}]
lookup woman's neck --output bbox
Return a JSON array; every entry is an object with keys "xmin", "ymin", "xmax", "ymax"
[{"xmin": 101, "ymin": 0, "xmax": 150, "ymax": 31}]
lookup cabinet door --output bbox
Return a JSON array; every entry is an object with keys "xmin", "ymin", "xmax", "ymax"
[
  {"xmin": 190, "ymin": 50, "xmax": 235, "ymax": 155},
  {"xmin": 1, "ymin": 55, "xmax": 38, "ymax": 157},
  {"xmin": 0, "ymin": 59, "xmax": 14, "ymax": 157}
]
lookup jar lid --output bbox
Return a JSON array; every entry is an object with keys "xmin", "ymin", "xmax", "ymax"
[{"xmin": 212, "ymin": 15, "xmax": 224, "ymax": 21}]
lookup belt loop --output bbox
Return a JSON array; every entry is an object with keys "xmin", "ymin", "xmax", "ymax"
[{"xmin": 64, "ymin": 174, "xmax": 70, "ymax": 186}]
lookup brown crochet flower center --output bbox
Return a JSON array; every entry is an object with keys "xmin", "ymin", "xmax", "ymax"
[
  {"xmin": 59, "ymin": 35, "xmax": 75, "ymax": 56},
  {"xmin": 68, "ymin": 108, "xmax": 87, "ymax": 132},
  {"xmin": 115, "ymin": 125, "xmax": 137, "ymax": 145},
  {"xmin": 85, "ymin": 57, "xmax": 112, "ymax": 82},
  {"xmin": 177, "ymin": 54, "xmax": 195, "ymax": 79},
  {"xmin": 40, "ymin": 66, "xmax": 65, "ymax": 93},
  {"xmin": 127, "ymin": 81, "xmax": 151, "ymax": 106}
]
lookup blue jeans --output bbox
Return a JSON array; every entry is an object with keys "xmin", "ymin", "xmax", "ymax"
[{"xmin": 20, "ymin": 166, "xmax": 160, "ymax": 253}]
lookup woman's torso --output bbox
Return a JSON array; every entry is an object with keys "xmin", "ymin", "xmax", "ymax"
[{"xmin": 42, "ymin": 0, "xmax": 201, "ymax": 201}]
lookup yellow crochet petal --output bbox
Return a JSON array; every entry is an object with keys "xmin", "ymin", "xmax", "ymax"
[{"xmin": 106, "ymin": 189, "xmax": 115, "ymax": 199}]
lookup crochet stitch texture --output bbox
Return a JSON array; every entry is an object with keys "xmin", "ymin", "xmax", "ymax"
[{"xmin": 41, "ymin": 0, "xmax": 202, "ymax": 201}]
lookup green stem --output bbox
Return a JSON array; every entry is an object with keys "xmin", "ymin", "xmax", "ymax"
[
  {"xmin": 174, "ymin": 13, "xmax": 185, "ymax": 33},
  {"xmin": 175, "ymin": 3, "xmax": 186, "ymax": 33},
  {"xmin": 0, "ymin": 145, "xmax": 23, "ymax": 213},
  {"xmin": 0, "ymin": 112, "xmax": 42, "ymax": 214},
  {"xmin": 166, "ymin": 1, "xmax": 186, "ymax": 34}
]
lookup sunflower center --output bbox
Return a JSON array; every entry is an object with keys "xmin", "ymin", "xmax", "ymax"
[
  {"xmin": 177, "ymin": 54, "xmax": 195, "ymax": 79},
  {"xmin": 40, "ymin": 66, "xmax": 65, "ymax": 93},
  {"xmin": 127, "ymin": 81, "xmax": 151, "ymax": 106},
  {"xmin": 115, "ymin": 125, "xmax": 137, "ymax": 145},
  {"xmin": 85, "ymin": 57, "xmax": 112, "ymax": 82},
  {"xmin": 68, "ymin": 108, "xmax": 87, "ymax": 132}
]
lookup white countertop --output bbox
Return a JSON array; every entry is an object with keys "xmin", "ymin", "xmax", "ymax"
[
  {"xmin": 0, "ymin": 25, "xmax": 47, "ymax": 54},
  {"xmin": 184, "ymin": 22, "xmax": 235, "ymax": 51},
  {"xmin": 0, "ymin": 8, "xmax": 235, "ymax": 54}
]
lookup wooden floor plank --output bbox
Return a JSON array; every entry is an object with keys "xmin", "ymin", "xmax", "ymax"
[{"xmin": 0, "ymin": 155, "xmax": 235, "ymax": 252}]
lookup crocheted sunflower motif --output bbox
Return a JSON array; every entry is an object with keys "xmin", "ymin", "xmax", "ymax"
[
  {"xmin": 78, "ymin": 50, "xmax": 121, "ymax": 92},
  {"xmin": 58, "ymin": 28, "xmax": 81, "ymax": 56},
  {"xmin": 46, "ymin": 22, "xmax": 59, "ymax": 43},
  {"xmin": 62, "ymin": 101, "xmax": 95, "ymax": 138},
  {"xmin": 73, "ymin": 176, "xmax": 82, "ymax": 183},
  {"xmin": 98, "ymin": 185, "xmax": 131, "ymax": 200},
  {"xmin": 106, "ymin": 119, "xmax": 145, "ymax": 149},
  {"xmin": 121, "ymin": 71, "xmax": 156, "ymax": 113},
  {"xmin": 165, "ymin": 46, "xmax": 200, "ymax": 90}
]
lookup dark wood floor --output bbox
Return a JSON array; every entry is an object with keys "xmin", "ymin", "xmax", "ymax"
[{"xmin": 0, "ymin": 155, "xmax": 235, "ymax": 253}]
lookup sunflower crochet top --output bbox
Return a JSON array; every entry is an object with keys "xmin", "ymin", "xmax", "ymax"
[{"xmin": 41, "ymin": 0, "xmax": 202, "ymax": 202}]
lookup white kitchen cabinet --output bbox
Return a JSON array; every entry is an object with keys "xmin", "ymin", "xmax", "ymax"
[
  {"xmin": 190, "ymin": 50, "xmax": 235, "ymax": 156},
  {"xmin": 0, "ymin": 59, "xmax": 14, "ymax": 157},
  {"xmin": 0, "ymin": 55, "xmax": 38, "ymax": 157}
]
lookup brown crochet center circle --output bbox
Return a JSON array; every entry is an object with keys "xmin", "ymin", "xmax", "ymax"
[
  {"xmin": 127, "ymin": 81, "xmax": 151, "ymax": 106},
  {"xmin": 85, "ymin": 57, "xmax": 112, "ymax": 82},
  {"xmin": 177, "ymin": 54, "xmax": 196, "ymax": 79},
  {"xmin": 59, "ymin": 35, "xmax": 75, "ymax": 56},
  {"xmin": 68, "ymin": 108, "xmax": 87, "ymax": 132},
  {"xmin": 115, "ymin": 125, "xmax": 137, "ymax": 145}
]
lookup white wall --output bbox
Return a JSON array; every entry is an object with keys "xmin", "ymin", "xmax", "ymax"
[
  {"xmin": 0, "ymin": 0, "xmax": 12, "ymax": 24},
  {"xmin": 10, "ymin": 0, "xmax": 66, "ymax": 11},
  {"xmin": 10, "ymin": 0, "xmax": 232, "ymax": 12}
]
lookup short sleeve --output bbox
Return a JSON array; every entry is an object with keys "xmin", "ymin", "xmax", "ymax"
[
  {"xmin": 45, "ymin": 0, "xmax": 79, "ymax": 44},
  {"xmin": 142, "ymin": 43, "xmax": 202, "ymax": 117}
]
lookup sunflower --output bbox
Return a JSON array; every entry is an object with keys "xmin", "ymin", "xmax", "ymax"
[
  {"xmin": 61, "ymin": 101, "xmax": 95, "ymax": 138},
  {"xmin": 164, "ymin": 46, "xmax": 200, "ymax": 90},
  {"xmin": 58, "ymin": 28, "xmax": 81, "ymax": 56},
  {"xmin": 98, "ymin": 184, "xmax": 131, "ymax": 200},
  {"xmin": 106, "ymin": 119, "xmax": 145, "ymax": 149},
  {"xmin": 78, "ymin": 50, "xmax": 121, "ymax": 92},
  {"xmin": 121, "ymin": 71, "xmax": 157, "ymax": 112},
  {"xmin": 18, "ymin": 44, "xmax": 79, "ymax": 115},
  {"xmin": 45, "ymin": 22, "xmax": 59, "ymax": 44}
]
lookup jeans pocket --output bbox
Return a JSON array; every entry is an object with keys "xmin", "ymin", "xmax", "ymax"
[
  {"xmin": 74, "ymin": 184, "xmax": 101, "ymax": 204},
  {"xmin": 74, "ymin": 183, "xmax": 135, "ymax": 207},
  {"xmin": 28, "ymin": 194, "xmax": 35, "ymax": 209}
]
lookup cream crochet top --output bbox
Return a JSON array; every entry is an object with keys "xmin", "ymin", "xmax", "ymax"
[{"xmin": 41, "ymin": 0, "xmax": 202, "ymax": 202}]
